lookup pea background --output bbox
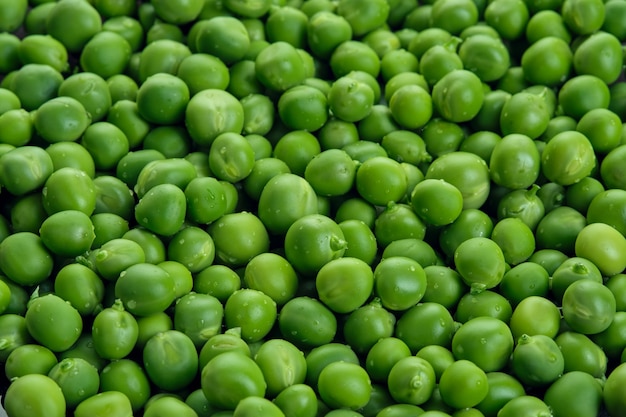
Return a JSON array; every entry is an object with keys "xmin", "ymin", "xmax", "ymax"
[{"xmin": 0, "ymin": 0, "xmax": 626, "ymax": 416}]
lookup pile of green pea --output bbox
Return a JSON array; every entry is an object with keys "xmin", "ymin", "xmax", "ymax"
[{"xmin": 2, "ymin": 0, "xmax": 626, "ymax": 415}]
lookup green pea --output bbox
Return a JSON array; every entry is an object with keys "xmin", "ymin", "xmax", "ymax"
[
  {"xmin": 167, "ymin": 226, "xmax": 215, "ymax": 274},
  {"xmin": 25, "ymin": 294, "xmax": 83, "ymax": 352},
  {"xmin": 432, "ymin": 69, "xmax": 485, "ymax": 122},
  {"xmin": 558, "ymin": 74, "xmax": 610, "ymax": 120},
  {"xmin": 455, "ymin": 290, "xmax": 513, "ymax": 323},
  {"xmin": 541, "ymin": 130, "xmax": 596, "ymax": 185},
  {"xmin": 452, "ymin": 317, "xmax": 514, "ymax": 372},
  {"xmin": 330, "ymin": 40, "xmax": 381, "ymax": 78},
  {"xmin": 510, "ymin": 334, "xmax": 564, "ymax": 387},
  {"xmin": 74, "ymin": 391, "xmax": 133, "ymax": 417},
  {"xmin": 4, "ymin": 374, "xmax": 65, "ymax": 417},
  {"xmin": 4, "ymin": 344, "xmax": 58, "ymax": 380},
  {"xmin": 185, "ymin": 88, "xmax": 244, "ymax": 147},
  {"xmin": 135, "ymin": 183, "xmax": 186, "ymax": 236},
  {"xmin": 115, "ymin": 262, "xmax": 176, "ymax": 316},
  {"xmin": 208, "ymin": 212, "xmax": 269, "ymax": 267},
  {"xmin": 0, "ymin": 232, "xmax": 53, "ymax": 286},
  {"xmin": 0, "ymin": 145, "xmax": 53, "ymax": 196},
  {"xmin": 172, "ymin": 292, "xmax": 222, "ymax": 349}
]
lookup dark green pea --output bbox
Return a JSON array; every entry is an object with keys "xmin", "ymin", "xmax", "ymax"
[
  {"xmin": 318, "ymin": 118, "xmax": 359, "ymax": 150},
  {"xmin": 198, "ymin": 329, "xmax": 250, "ymax": 371},
  {"xmin": 455, "ymin": 290, "xmax": 513, "ymax": 323},
  {"xmin": 0, "ymin": 146, "xmax": 53, "ymax": 196},
  {"xmin": 273, "ymin": 130, "xmax": 321, "ymax": 176},
  {"xmin": 91, "ymin": 298, "xmax": 138, "ymax": 360},
  {"xmin": 279, "ymin": 296, "xmax": 338, "ymax": 349},
  {"xmin": 167, "ymin": 226, "xmax": 215, "ymax": 274},
  {"xmin": 438, "ymin": 208, "xmax": 494, "ymax": 259},
  {"xmin": 0, "ymin": 108, "xmax": 32, "ymax": 147},
  {"xmin": 186, "ymin": 388, "xmax": 217, "ymax": 417},
  {"xmin": 9, "ymin": 63, "xmax": 64, "ymax": 111},
  {"xmin": 54, "ymin": 263, "xmax": 105, "ymax": 316},
  {"xmin": 135, "ymin": 183, "xmax": 186, "ymax": 236},
  {"xmin": 134, "ymin": 157, "xmax": 197, "ymax": 198},
  {"xmin": 9, "ymin": 193, "xmax": 46, "ymax": 234},
  {"xmin": 0, "ymin": 232, "xmax": 53, "ymax": 286},
  {"xmin": 116, "ymin": 149, "xmax": 166, "ymax": 189},
  {"xmin": 459, "ymin": 131, "xmax": 502, "ymax": 162},
  {"xmin": 57, "ymin": 333, "xmax": 107, "ymax": 373},
  {"xmin": 44, "ymin": 142, "xmax": 95, "ymax": 179},
  {"xmin": 459, "ymin": 34, "xmax": 510, "ymax": 82},
  {"xmin": 244, "ymin": 134, "xmax": 272, "ymax": 160},
  {"xmin": 254, "ymin": 339, "xmax": 307, "ymax": 397},
  {"xmin": 135, "ymin": 312, "xmax": 173, "ymax": 350},
  {"xmin": 93, "ymin": 175, "xmax": 135, "ymax": 220},
  {"xmin": 106, "ymin": 99, "xmax": 152, "ymax": 149},
  {"xmin": 475, "ymin": 372, "xmax": 525, "ymax": 417},
  {"xmin": 564, "ymin": 176, "xmax": 604, "ymax": 215},
  {"xmin": 273, "ymin": 384, "xmax": 318, "ymax": 417},
  {"xmin": 224, "ymin": 288, "xmax": 277, "ymax": 343},
  {"xmin": 403, "ymin": 4, "xmax": 432, "ymax": 31},
  {"xmin": 421, "ymin": 118, "xmax": 466, "ymax": 158},
  {"xmin": 47, "ymin": 358, "xmax": 100, "ymax": 409},
  {"xmin": 382, "ymin": 238, "xmax": 438, "ymax": 268},
  {"xmin": 184, "ymin": 176, "xmax": 227, "ymax": 224},
  {"xmin": 452, "ymin": 317, "xmax": 514, "ymax": 372},
  {"xmin": 240, "ymin": 93, "xmax": 275, "ymax": 136},
  {"xmin": 470, "ymin": 89, "xmax": 511, "ymax": 133},
  {"xmin": 536, "ymin": 206, "xmax": 586, "ymax": 255},
  {"xmin": 115, "ymin": 263, "xmax": 176, "ymax": 316},
  {"xmin": 395, "ymin": 302, "xmax": 456, "ymax": 353},
  {"xmin": 100, "ymin": 359, "xmax": 151, "ymax": 412},
  {"xmin": 380, "ymin": 48, "xmax": 419, "ymax": 81},
  {"xmin": 384, "ymin": 72, "xmax": 430, "ymax": 103},
  {"xmin": 227, "ymin": 60, "xmax": 264, "ymax": 99},
  {"xmin": 0, "ymin": 314, "xmax": 32, "ymax": 362},
  {"xmin": 158, "ymin": 260, "xmax": 193, "ymax": 300},
  {"xmin": 59, "ymin": 72, "xmax": 112, "ymax": 123},
  {"xmin": 408, "ymin": 27, "xmax": 453, "ymax": 59},
  {"xmin": 25, "ymin": 294, "xmax": 83, "ymax": 352},
  {"xmin": 242, "ymin": 157, "xmax": 291, "ymax": 201},
  {"xmin": 421, "ymin": 265, "xmax": 466, "ymax": 310},
  {"xmin": 497, "ymin": 185, "xmax": 545, "ymax": 231},
  {"xmin": 555, "ymin": 332, "xmax": 607, "ymax": 378},
  {"xmin": 142, "ymin": 125, "xmax": 191, "ymax": 159},
  {"xmin": 143, "ymin": 330, "xmax": 198, "ymax": 392},
  {"xmin": 74, "ymin": 391, "xmax": 133, "ymax": 417},
  {"xmin": 0, "ymin": 276, "xmax": 28, "ymax": 315},
  {"xmin": 102, "ymin": 15, "xmax": 144, "ymax": 52},
  {"xmin": 374, "ymin": 203, "xmax": 426, "ymax": 247},
  {"xmin": 329, "ymin": 40, "xmax": 381, "ymax": 78},
  {"xmin": 497, "ymin": 66, "xmax": 530, "ymax": 94},
  {"xmin": 355, "ymin": 105, "xmax": 400, "ymax": 144},
  {"xmin": 93, "ymin": 237, "xmax": 145, "ymax": 281},
  {"xmin": 484, "ymin": 0, "xmax": 530, "ymax": 40},
  {"xmin": 499, "ymin": 262, "xmax": 550, "ymax": 306},
  {"xmin": 174, "ymin": 292, "xmax": 223, "ymax": 349},
  {"xmin": 334, "ymin": 197, "xmax": 377, "ymax": 229}
]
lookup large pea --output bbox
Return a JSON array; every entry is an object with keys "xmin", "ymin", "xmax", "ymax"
[
  {"xmin": 135, "ymin": 183, "xmax": 186, "ymax": 236},
  {"xmin": 115, "ymin": 263, "xmax": 176, "ymax": 316},
  {"xmin": 0, "ymin": 146, "xmax": 54, "ymax": 196},
  {"xmin": 25, "ymin": 294, "xmax": 83, "ymax": 352},
  {"xmin": 42, "ymin": 167, "xmax": 97, "ymax": 215},
  {"xmin": 0, "ymin": 231, "xmax": 53, "ymax": 286},
  {"xmin": 258, "ymin": 173, "xmax": 318, "ymax": 235}
]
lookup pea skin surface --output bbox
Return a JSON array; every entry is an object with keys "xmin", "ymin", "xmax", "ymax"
[{"xmin": 1, "ymin": 0, "xmax": 626, "ymax": 416}]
